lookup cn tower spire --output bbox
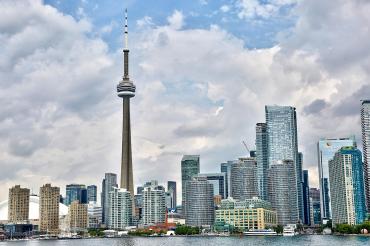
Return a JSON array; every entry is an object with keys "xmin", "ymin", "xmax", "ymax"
[{"xmin": 123, "ymin": 8, "xmax": 129, "ymax": 80}]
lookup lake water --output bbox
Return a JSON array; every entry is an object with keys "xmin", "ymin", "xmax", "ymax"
[{"xmin": 0, "ymin": 235, "xmax": 369, "ymax": 246}]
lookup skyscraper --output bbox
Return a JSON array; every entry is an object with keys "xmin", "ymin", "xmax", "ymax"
[
  {"xmin": 256, "ymin": 122, "xmax": 268, "ymax": 200},
  {"xmin": 101, "ymin": 173, "xmax": 118, "ymax": 225},
  {"xmin": 361, "ymin": 100, "xmax": 370, "ymax": 210},
  {"xmin": 39, "ymin": 184, "xmax": 60, "ymax": 234},
  {"xmin": 317, "ymin": 137, "xmax": 356, "ymax": 219},
  {"xmin": 117, "ymin": 10, "xmax": 136, "ymax": 198},
  {"xmin": 220, "ymin": 160, "xmax": 236, "ymax": 198},
  {"xmin": 167, "ymin": 181, "xmax": 177, "ymax": 210},
  {"xmin": 268, "ymin": 160, "xmax": 299, "ymax": 225},
  {"xmin": 302, "ymin": 170, "xmax": 310, "ymax": 225},
  {"xmin": 265, "ymin": 105, "xmax": 303, "ymax": 222},
  {"xmin": 230, "ymin": 158, "xmax": 258, "ymax": 200},
  {"xmin": 8, "ymin": 185, "xmax": 29, "ymax": 223},
  {"xmin": 87, "ymin": 185, "xmax": 97, "ymax": 203},
  {"xmin": 108, "ymin": 187, "xmax": 132, "ymax": 229},
  {"xmin": 142, "ymin": 181, "xmax": 166, "ymax": 225},
  {"xmin": 181, "ymin": 155, "xmax": 200, "ymax": 213},
  {"xmin": 309, "ymin": 188, "xmax": 321, "ymax": 226},
  {"xmin": 65, "ymin": 184, "xmax": 87, "ymax": 205},
  {"xmin": 196, "ymin": 173, "xmax": 226, "ymax": 199},
  {"xmin": 329, "ymin": 146, "xmax": 366, "ymax": 225},
  {"xmin": 185, "ymin": 176, "xmax": 214, "ymax": 227}
]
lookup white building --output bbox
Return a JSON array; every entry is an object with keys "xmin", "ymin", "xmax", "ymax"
[
  {"xmin": 88, "ymin": 201, "xmax": 102, "ymax": 228},
  {"xmin": 143, "ymin": 181, "xmax": 166, "ymax": 225},
  {"xmin": 108, "ymin": 187, "xmax": 132, "ymax": 229}
]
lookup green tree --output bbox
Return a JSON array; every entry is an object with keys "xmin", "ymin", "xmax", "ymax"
[{"xmin": 274, "ymin": 225, "xmax": 284, "ymax": 234}]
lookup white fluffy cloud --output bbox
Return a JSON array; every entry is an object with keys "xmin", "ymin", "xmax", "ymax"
[{"xmin": 1, "ymin": 0, "xmax": 370, "ymax": 202}]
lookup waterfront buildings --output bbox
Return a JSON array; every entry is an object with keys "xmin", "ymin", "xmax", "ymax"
[
  {"xmin": 181, "ymin": 155, "xmax": 200, "ymax": 213},
  {"xmin": 87, "ymin": 202, "xmax": 102, "ymax": 229},
  {"xmin": 256, "ymin": 122, "xmax": 268, "ymax": 201},
  {"xmin": 117, "ymin": 10, "xmax": 136, "ymax": 198},
  {"xmin": 220, "ymin": 161, "xmax": 236, "ymax": 198},
  {"xmin": 101, "ymin": 173, "xmax": 118, "ymax": 225},
  {"xmin": 68, "ymin": 201, "xmax": 88, "ymax": 232},
  {"xmin": 302, "ymin": 170, "xmax": 311, "ymax": 225},
  {"xmin": 39, "ymin": 184, "xmax": 60, "ymax": 234},
  {"xmin": 230, "ymin": 158, "xmax": 258, "ymax": 200},
  {"xmin": 361, "ymin": 100, "xmax": 370, "ymax": 210},
  {"xmin": 185, "ymin": 176, "xmax": 214, "ymax": 227},
  {"xmin": 329, "ymin": 146, "xmax": 366, "ymax": 225},
  {"xmin": 8, "ymin": 185, "xmax": 29, "ymax": 223},
  {"xmin": 196, "ymin": 173, "xmax": 226, "ymax": 199},
  {"xmin": 142, "ymin": 181, "xmax": 166, "ymax": 225},
  {"xmin": 309, "ymin": 188, "xmax": 321, "ymax": 226},
  {"xmin": 108, "ymin": 187, "xmax": 132, "ymax": 229},
  {"xmin": 265, "ymin": 105, "xmax": 303, "ymax": 222},
  {"xmin": 317, "ymin": 137, "xmax": 356, "ymax": 219},
  {"xmin": 268, "ymin": 160, "xmax": 299, "ymax": 225},
  {"xmin": 87, "ymin": 185, "xmax": 97, "ymax": 203},
  {"xmin": 167, "ymin": 181, "xmax": 177, "ymax": 210},
  {"xmin": 65, "ymin": 184, "xmax": 87, "ymax": 206},
  {"xmin": 215, "ymin": 197, "xmax": 277, "ymax": 230}
]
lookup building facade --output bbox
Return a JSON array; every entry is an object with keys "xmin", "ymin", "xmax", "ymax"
[
  {"xmin": 329, "ymin": 147, "xmax": 367, "ymax": 225},
  {"xmin": 8, "ymin": 185, "xmax": 30, "ymax": 223},
  {"xmin": 302, "ymin": 170, "xmax": 310, "ymax": 225},
  {"xmin": 185, "ymin": 176, "xmax": 214, "ymax": 227},
  {"xmin": 268, "ymin": 160, "xmax": 299, "ymax": 225},
  {"xmin": 309, "ymin": 188, "xmax": 321, "ymax": 226},
  {"xmin": 39, "ymin": 184, "xmax": 60, "ymax": 234},
  {"xmin": 256, "ymin": 122, "xmax": 268, "ymax": 200},
  {"xmin": 142, "ymin": 181, "xmax": 166, "ymax": 225},
  {"xmin": 65, "ymin": 184, "xmax": 87, "ymax": 206},
  {"xmin": 317, "ymin": 137, "xmax": 356, "ymax": 219},
  {"xmin": 361, "ymin": 100, "xmax": 370, "ymax": 210},
  {"xmin": 196, "ymin": 173, "xmax": 226, "ymax": 199},
  {"xmin": 87, "ymin": 185, "xmax": 97, "ymax": 203},
  {"xmin": 215, "ymin": 197, "xmax": 277, "ymax": 231},
  {"xmin": 87, "ymin": 202, "xmax": 102, "ymax": 229},
  {"xmin": 220, "ymin": 160, "xmax": 236, "ymax": 198},
  {"xmin": 101, "ymin": 173, "xmax": 118, "ymax": 225},
  {"xmin": 68, "ymin": 201, "xmax": 88, "ymax": 232},
  {"xmin": 167, "ymin": 181, "xmax": 177, "ymax": 210},
  {"xmin": 108, "ymin": 187, "xmax": 132, "ymax": 229},
  {"xmin": 181, "ymin": 155, "xmax": 200, "ymax": 213},
  {"xmin": 230, "ymin": 158, "xmax": 258, "ymax": 200}
]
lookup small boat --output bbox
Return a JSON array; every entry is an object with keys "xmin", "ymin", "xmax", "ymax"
[
  {"xmin": 243, "ymin": 229, "xmax": 277, "ymax": 236},
  {"xmin": 283, "ymin": 226, "xmax": 296, "ymax": 236}
]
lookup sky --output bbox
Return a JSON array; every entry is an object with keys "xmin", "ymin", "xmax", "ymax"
[{"xmin": 1, "ymin": 0, "xmax": 370, "ymax": 202}]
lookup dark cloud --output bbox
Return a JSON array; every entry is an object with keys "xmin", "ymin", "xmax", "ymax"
[
  {"xmin": 303, "ymin": 99, "xmax": 328, "ymax": 115},
  {"xmin": 332, "ymin": 84, "xmax": 370, "ymax": 117}
]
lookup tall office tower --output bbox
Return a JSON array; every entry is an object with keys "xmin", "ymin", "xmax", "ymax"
[
  {"xmin": 268, "ymin": 160, "xmax": 299, "ymax": 225},
  {"xmin": 69, "ymin": 201, "xmax": 88, "ymax": 232},
  {"xmin": 87, "ymin": 202, "xmax": 102, "ymax": 229},
  {"xmin": 181, "ymin": 155, "xmax": 200, "ymax": 213},
  {"xmin": 329, "ymin": 147, "xmax": 367, "ymax": 225},
  {"xmin": 361, "ymin": 100, "xmax": 370, "ymax": 210},
  {"xmin": 256, "ymin": 123, "xmax": 268, "ymax": 200},
  {"xmin": 87, "ymin": 185, "xmax": 97, "ymax": 203},
  {"xmin": 65, "ymin": 184, "xmax": 87, "ymax": 205},
  {"xmin": 265, "ymin": 105, "xmax": 303, "ymax": 222},
  {"xmin": 134, "ymin": 194, "xmax": 143, "ymax": 220},
  {"xmin": 309, "ymin": 188, "xmax": 321, "ymax": 226},
  {"xmin": 185, "ymin": 176, "xmax": 214, "ymax": 227},
  {"xmin": 230, "ymin": 158, "xmax": 258, "ymax": 200},
  {"xmin": 117, "ymin": 10, "xmax": 136, "ymax": 198},
  {"xmin": 167, "ymin": 181, "xmax": 177, "ymax": 209},
  {"xmin": 196, "ymin": 173, "xmax": 226, "ymax": 199},
  {"xmin": 302, "ymin": 170, "xmax": 310, "ymax": 225},
  {"xmin": 136, "ymin": 186, "xmax": 144, "ymax": 195},
  {"xmin": 142, "ymin": 181, "xmax": 166, "ymax": 225},
  {"xmin": 108, "ymin": 187, "xmax": 132, "ymax": 229},
  {"xmin": 39, "ymin": 184, "xmax": 60, "ymax": 234},
  {"xmin": 8, "ymin": 185, "xmax": 30, "ymax": 223},
  {"xmin": 101, "ymin": 173, "xmax": 118, "ymax": 225},
  {"xmin": 220, "ymin": 160, "xmax": 236, "ymax": 198},
  {"xmin": 317, "ymin": 137, "xmax": 356, "ymax": 219}
]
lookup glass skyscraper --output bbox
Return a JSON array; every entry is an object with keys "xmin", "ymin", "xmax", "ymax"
[
  {"xmin": 167, "ymin": 181, "xmax": 177, "ymax": 210},
  {"xmin": 220, "ymin": 160, "xmax": 237, "ymax": 198},
  {"xmin": 87, "ymin": 185, "xmax": 97, "ymax": 203},
  {"xmin": 256, "ymin": 123, "xmax": 268, "ymax": 200},
  {"xmin": 317, "ymin": 137, "xmax": 356, "ymax": 219},
  {"xmin": 65, "ymin": 184, "xmax": 87, "ymax": 206},
  {"xmin": 196, "ymin": 173, "xmax": 226, "ymax": 199},
  {"xmin": 101, "ymin": 173, "xmax": 118, "ymax": 225},
  {"xmin": 302, "ymin": 170, "xmax": 310, "ymax": 225},
  {"xmin": 361, "ymin": 100, "xmax": 370, "ymax": 210},
  {"xmin": 265, "ymin": 105, "xmax": 303, "ymax": 222},
  {"xmin": 309, "ymin": 188, "xmax": 321, "ymax": 225},
  {"xmin": 230, "ymin": 158, "xmax": 258, "ymax": 201},
  {"xmin": 181, "ymin": 155, "xmax": 200, "ymax": 214}
]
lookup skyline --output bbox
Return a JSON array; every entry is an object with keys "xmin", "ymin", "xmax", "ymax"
[{"xmin": 1, "ymin": 0, "xmax": 370, "ymax": 202}]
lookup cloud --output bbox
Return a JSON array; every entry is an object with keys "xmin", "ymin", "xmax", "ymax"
[
  {"xmin": 237, "ymin": 0, "xmax": 297, "ymax": 19},
  {"xmin": 167, "ymin": 10, "xmax": 184, "ymax": 30},
  {"xmin": 303, "ymin": 99, "xmax": 328, "ymax": 115}
]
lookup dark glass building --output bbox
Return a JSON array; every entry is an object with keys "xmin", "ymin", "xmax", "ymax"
[
  {"xmin": 302, "ymin": 170, "xmax": 310, "ymax": 225},
  {"xmin": 65, "ymin": 184, "xmax": 87, "ymax": 205}
]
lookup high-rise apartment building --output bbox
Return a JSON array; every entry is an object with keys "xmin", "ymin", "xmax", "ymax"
[
  {"xmin": 8, "ymin": 185, "xmax": 30, "ymax": 223},
  {"xmin": 361, "ymin": 100, "xmax": 370, "ymax": 210},
  {"xmin": 302, "ymin": 170, "xmax": 310, "ymax": 225},
  {"xmin": 87, "ymin": 185, "xmax": 97, "ymax": 203},
  {"xmin": 196, "ymin": 173, "xmax": 226, "ymax": 199},
  {"xmin": 167, "ymin": 181, "xmax": 177, "ymax": 210},
  {"xmin": 268, "ymin": 160, "xmax": 299, "ymax": 225},
  {"xmin": 65, "ymin": 184, "xmax": 87, "ymax": 206},
  {"xmin": 220, "ymin": 160, "xmax": 236, "ymax": 198},
  {"xmin": 317, "ymin": 137, "xmax": 356, "ymax": 219},
  {"xmin": 256, "ymin": 122, "xmax": 268, "ymax": 200},
  {"xmin": 101, "ymin": 173, "xmax": 118, "ymax": 225},
  {"xmin": 87, "ymin": 202, "xmax": 102, "ymax": 229},
  {"xmin": 142, "ymin": 181, "xmax": 166, "ymax": 225},
  {"xmin": 68, "ymin": 201, "xmax": 88, "ymax": 232},
  {"xmin": 230, "ymin": 158, "xmax": 258, "ymax": 200},
  {"xmin": 181, "ymin": 155, "xmax": 200, "ymax": 213},
  {"xmin": 108, "ymin": 187, "xmax": 132, "ymax": 229},
  {"xmin": 39, "ymin": 184, "xmax": 60, "ymax": 234},
  {"xmin": 329, "ymin": 147, "xmax": 367, "ymax": 225},
  {"xmin": 185, "ymin": 176, "xmax": 214, "ymax": 227},
  {"xmin": 265, "ymin": 105, "xmax": 303, "ymax": 222}
]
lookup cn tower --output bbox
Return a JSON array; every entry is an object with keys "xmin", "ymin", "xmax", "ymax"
[{"xmin": 117, "ymin": 9, "xmax": 135, "ymax": 197}]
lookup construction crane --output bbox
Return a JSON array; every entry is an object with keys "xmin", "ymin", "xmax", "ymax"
[{"xmin": 242, "ymin": 140, "xmax": 250, "ymax": 157}]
